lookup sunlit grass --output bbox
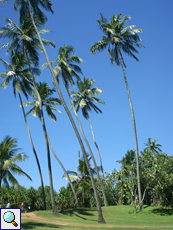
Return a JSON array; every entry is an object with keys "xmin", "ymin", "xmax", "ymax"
[{"xmin": 21, "ymin": 205, "xmax": 173, "ymax": 230}]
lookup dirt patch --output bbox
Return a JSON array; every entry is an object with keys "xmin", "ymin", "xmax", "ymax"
[{"xmin": 21, "ymin": 213, "xmax": 89, "ymax": 226}]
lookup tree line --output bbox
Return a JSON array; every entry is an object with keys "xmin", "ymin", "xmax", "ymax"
[{"xmin": 1, "ymin": 135, "xmax": 172, "ymax": 213}]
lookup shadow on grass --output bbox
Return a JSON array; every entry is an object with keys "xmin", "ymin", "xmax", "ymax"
[
  {"xmin": 21, "ymin": 221, "xmax": 62, "ymax": 229},
  {"xmin": 150, "ymin": 208, "xmax": 173, "ymax": 216},
  {"xmin": 59, "ymin": 208, "xmax": 96, "ymax": 222},
  {"xmin": 60, "ymin": 208, "xmax": 95, "ymax": 216}
]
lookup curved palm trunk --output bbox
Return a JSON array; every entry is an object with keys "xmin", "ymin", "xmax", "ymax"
[
  {"xmin": 87, "ymin": 111, "xmax": 104, "ymax": 178},
  {"xmin": 17, "ymin": 91, "xmax": 46, "ymax": 210},
  {"xmin": 25, "ymin": 1, "xmax": 105, "ymax": 223},
  {"xmin": 64, "ymin": 81, "xmax": 108, "ymax": 207},
  {"xmin": 23, "ymin": 45, "xmax": 59, "ymax": 216},
  {"xmin": 117, "ymin": 48, "xmax": 142, "ymax": 209},
  {"xmin": 47, "ymin": 138, "xmax": 79, "ymax": 207}
]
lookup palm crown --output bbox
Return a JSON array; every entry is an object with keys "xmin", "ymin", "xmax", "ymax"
[
  {"xmin": 0, "ymin": 49, "xmax": 39, "ymax": 99},
  {"xmin": 1, "ymin": 0, "xmax": 53, "ymax": 24},
  {"xmin": 69, "ymin": 77, "xmax": 105, "ymax": 119},
  {"xmin": 41, "ymin": 45, "xmax": 83, "ymax": 88},
  {"xmin": 22, "ymin": 82, "xmax": 61, "ymax": 122},
  {"xmin": 0, "ymin": 16, "xmax": 55, "ymax": 66},
  {"xmin": 144, "ymin": 138, "xmax": 162, "ymax": 156},
  {"xmin": 0, "ymin": 135, "xmax": 32, "ymax": 188},
  {"xmin": 90, "ymin": 13, "xmax": 144, "ymax": 67},
  {"xmin": 63, "ymin": 152, "xmax": 98, "ymax": 183}
]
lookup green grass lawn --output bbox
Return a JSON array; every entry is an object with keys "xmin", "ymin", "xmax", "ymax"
[{"xmin": 21, "ymin": 205, "xmax": 173, "ymax": 230}]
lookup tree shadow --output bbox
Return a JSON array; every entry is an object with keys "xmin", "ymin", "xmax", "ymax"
[
  {"xmin": 60, "ymin": 208, "xmax": 95, "ymax": 216},
  {"xmin": 150, "ymin": 207, "xmax": 173, "ymax": 216},
  {"xmin": 59, "ymin": 208, "xmax": 96, "ymax": 222},
  {"xmin": 21, "ymin": 221, "xmax": 62, "ymax": 229}
]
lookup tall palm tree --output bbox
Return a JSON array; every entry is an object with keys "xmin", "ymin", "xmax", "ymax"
[
  {"xmin": 144, "ymin": 138, "xmax": 162, "ymax": 156},
  {"xmin": 22, "ymin": 82, "xmax": 79, "ymax": 207},
  {"xmin": 90, "ymin": 13, "xmax": 144, "ymax": 208},
  {"xmin": 0, "ymin": 135, "xmax": 32, "ymax": 189},
  {"xmin": 0, "ymin": 50, "xmax": 47, "ymax": 210},
  {"xmin": 70, "ymin": 77, "xmax": 105, "ymax": 178},
  {"xmin": 42, "ymin": 45, "xmax": 108, "ymax": 207},
  {"xmin": 1, "ymin": 1, "xmax": 106, "ymax": 222},
  {"xmin": 0, "ymin": 14, "xmax": 58, "ymax": 216}
]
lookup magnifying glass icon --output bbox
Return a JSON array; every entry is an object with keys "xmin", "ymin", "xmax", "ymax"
[{"xmin": 3, "ymin": 211, "xmax": 18, "ymax": 227}]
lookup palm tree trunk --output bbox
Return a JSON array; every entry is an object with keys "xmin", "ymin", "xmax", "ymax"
[
  {"xmin": 23, "ymin": 43, "xmax": 59, "ymax": 216},
  {"xmin": 117, "ymin": 47, "xmax": 142, "ymax": 209},
  {"xmin": 64, "ymin": 81, "xmax": 108, "ymax": 207},
  {"xmin": 47, "ymin": 138, "xmax": 79, "ymax": 207},
  {"xmin": 25, "ymin": 1, "xmax": 105, "ymax": 223},
  {"xmin": 87, "ymin": 111, "xmax": 104, "ymax": 178},
  {"xmin": 17, "ymin": 91, "xmax": 46, "ymax": 210}
]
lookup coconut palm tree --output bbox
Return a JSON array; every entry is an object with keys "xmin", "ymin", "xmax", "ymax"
[
  {"xmin": 41, "ymin": 45, "xmax": 83, "ymax": 88},
  {"xmin": 0, "ymin": 135, "xmax": 32, "ymax": 189},
  {"xmin": 22, "ymin": 82, "xmax": 79, "ymax": 207},
  {"xmin": 144, "ymin": 138, "xmax": 162, "ymax": 156},
  {"xmin": 0, "ymin": 49, "xmax": 47, "ymax": 210},
  {"xmin": 63, "ymin": 152, "xmax": 99, "ymax": 207},
  {"xmin": 1, "ymin": 1, "xmax": 106, "ymax": 222},
  {"xmin": 0, "ymin": 14, "xmax": 59, "ymax": 216},
  {"xmin": 22, "ymin": 82, "xmax": 61, "ymax": 121},
  {"xmin": 42, "ymin": 45, "xmax": 108, "ymax": 207},
  {"xmin": 1, "ymin": 0, "xmax": 53, "ymax": 25},
  {"xmin": 90, "ymin": 13, "xmax": 144, "ymax": 208},
  {"xmin": 0, "ymin": 16, "xmax": 55, "ymax": 67},
  {"xmin": 63, "ymin": 152, "xmax": 99, "ymax": 183},
  {"xmin": 69, "ymin": 77, "xmax": 105, "ymax": 177}
]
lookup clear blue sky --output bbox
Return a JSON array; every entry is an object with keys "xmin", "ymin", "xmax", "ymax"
[{"xmin": 0, "ymin": 0, "xmax": 173, "ymax": 193}]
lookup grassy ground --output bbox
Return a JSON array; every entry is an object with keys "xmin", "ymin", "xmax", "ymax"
[{"xmin": 21, "ymin": 205, "xmax": 173, "ymax": 230}]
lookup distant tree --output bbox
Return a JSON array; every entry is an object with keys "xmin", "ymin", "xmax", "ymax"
[
  {"xmin": 140, "ymin": 150, "xmax": 173, "ymax": 209},
  {"xmin": 144, "ymin": 138, "xmax": 162, "ymax": 156},
  {"xmin": 117, "ymin": 150, "xmax": 137, "ymax": 204},
  {"xmin": 63, "ymin": 152, "xmax": 98, "ymax": 207}
]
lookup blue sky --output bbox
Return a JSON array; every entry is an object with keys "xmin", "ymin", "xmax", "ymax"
[{"xmin": 0, "ymin": 0, "xmax": 173, "ymax": 193}]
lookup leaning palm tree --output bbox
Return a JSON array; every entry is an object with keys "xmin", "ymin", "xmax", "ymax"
[
  {"xmin": 0, "ymin": 49, "xmax": 46, "ymax": 210},
  {"xmin": 22, "ymin": 82, "xmax": 79, "ymax": 207},
  {"xmin": 42, "ymin": 45, "xmax": 108, "ymax": 207},
  {"xmin": 0, "ymin": 135, "xmax": 32, "ymax": 189},
  {"xmin": 144, "ymin": 138, "xmax": 162, "ymax": 156},
  {"xmin": 0, "ymin": 14, "xmax": 58, "ymax": 216},
  {"xmin": 1, "ymin": 0, "xmax": 106, "ymax": 222},
  {"xmin": 90, "ymin": 13, "xmax": 144, "ymax": 208},
  {"xmin": 69, "ymin": 77, "xmax": 105, "ymax": 177}
]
